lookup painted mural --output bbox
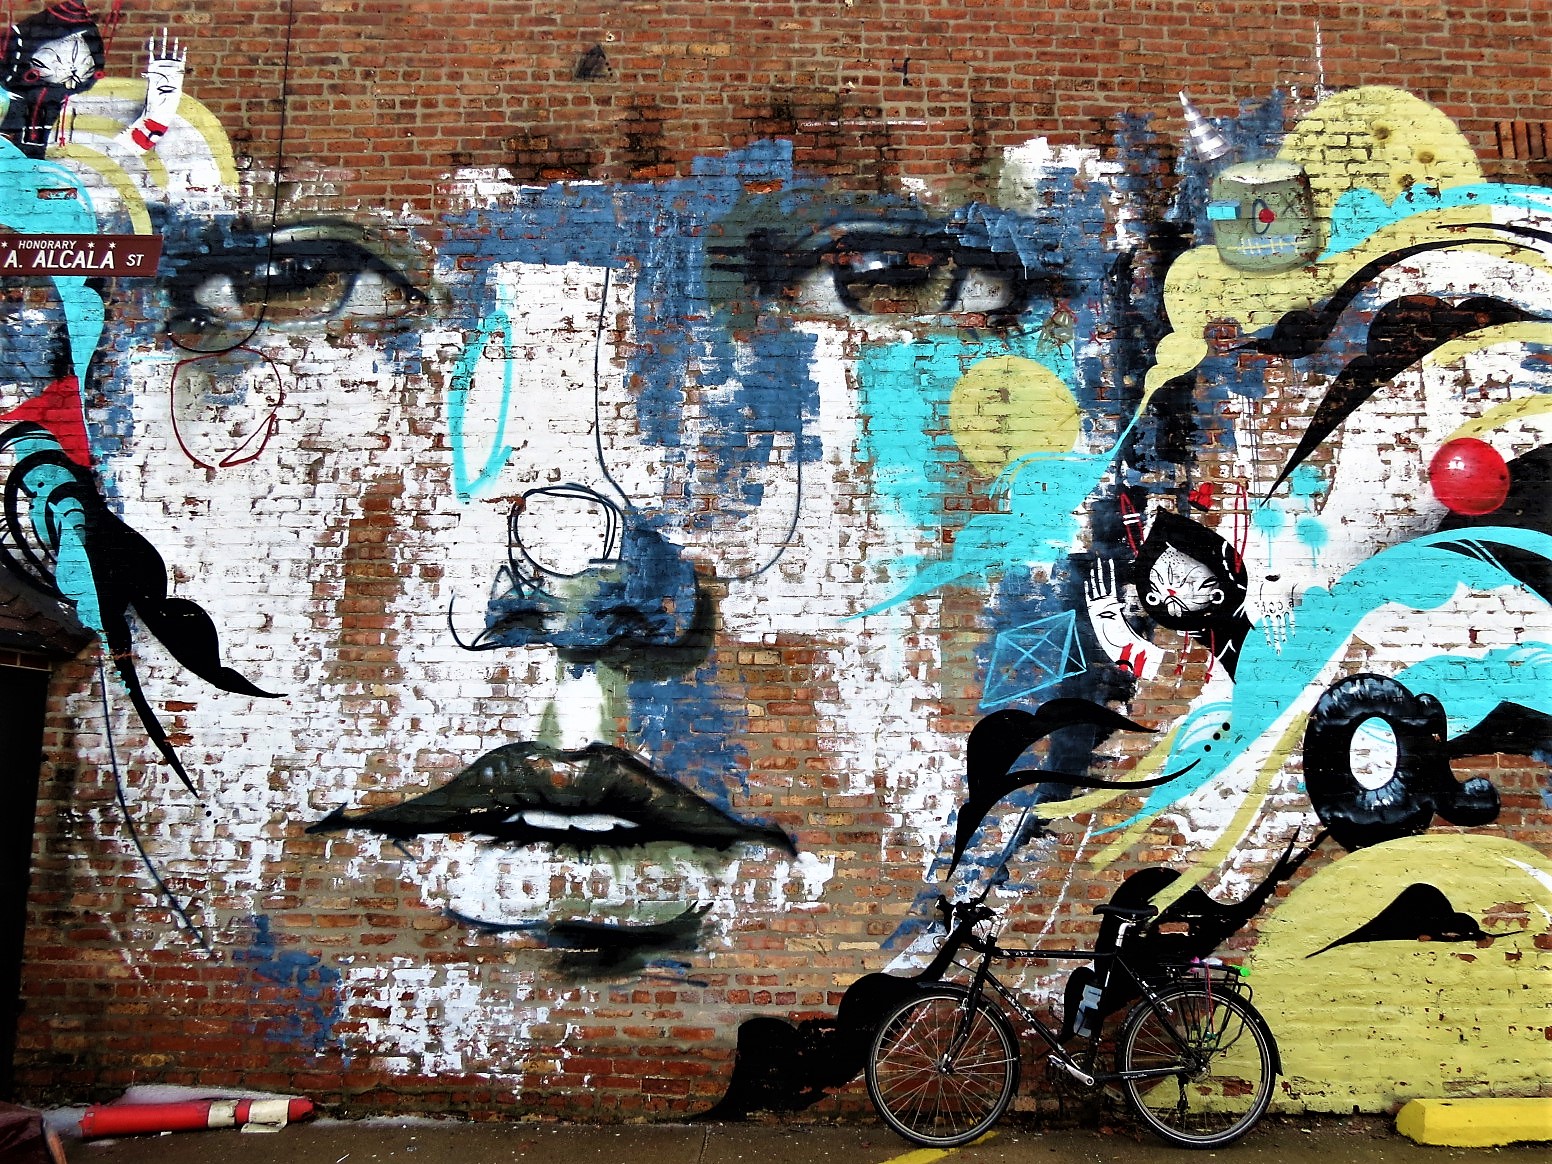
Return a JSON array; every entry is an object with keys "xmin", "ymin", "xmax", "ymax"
[{"xmin": 2, "ymin": 3, "xmax": 1548, "ymax": 1116}]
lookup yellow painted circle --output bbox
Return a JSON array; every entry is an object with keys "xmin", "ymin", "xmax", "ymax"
[{"xmin": 948, "ymin": 356, "xmax": 1081, "ymax": 476}]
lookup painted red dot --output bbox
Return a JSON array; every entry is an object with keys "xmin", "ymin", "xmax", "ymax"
[
  {"xmin": 1257, "ymin": 206, "xmax": 1277, "ymax": 224},
  {"xmin": 1429, "ymin": 438, "xmax": 1510, "ymax": 515}
]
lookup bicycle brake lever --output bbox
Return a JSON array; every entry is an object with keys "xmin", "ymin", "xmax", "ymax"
[{"xmin": 962, "ymin": 900, "xmax": 996, "ymax": 926}]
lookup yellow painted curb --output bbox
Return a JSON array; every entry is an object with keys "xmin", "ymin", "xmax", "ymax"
[
  {"xmin": 878, "ymin": 1131, "xmax": 997, "ymax": 1164},
  {"xmin": 1396, "ymin": 1098, "xmax": 1552, "ymax": 1147}
]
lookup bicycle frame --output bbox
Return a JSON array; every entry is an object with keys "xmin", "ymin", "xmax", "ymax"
[
  {"xmin": 867, "ymin": 895, "xmax": 1279, "ymax": 1150},
  {"xmin": 927, "ymin": 897, "xmax": 1239, "ymax": 1089}
]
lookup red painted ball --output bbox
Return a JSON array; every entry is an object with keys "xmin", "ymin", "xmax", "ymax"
[{"xmin": 1428, "ymin": 438, "xmax": 1510, "ymax": 515}]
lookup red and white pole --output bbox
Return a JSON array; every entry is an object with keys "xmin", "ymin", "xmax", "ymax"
[{"xmin": 79, "ymin": 1098, "xmax": 314, "ymax": 1137}]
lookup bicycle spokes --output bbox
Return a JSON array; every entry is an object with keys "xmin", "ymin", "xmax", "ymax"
[
  {"xmin": 866, "ymin": 988, "xmax": 1020, "ymax": 1148},
  {"xmin": 1118, "ymin": 984, "xmax": 1277, "ymax": 1148}
]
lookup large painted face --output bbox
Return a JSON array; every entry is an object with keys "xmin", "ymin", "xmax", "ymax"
[
  {"xmin": 301, "ymin": 141, "xmax": 1143, "ymax": 971},
  {"xmin": 57, "ymin": 101, "xmax": 1145, "ymax": 995},
  {"xmin": 10, "ymin": 34, "xmax": 1174, "ymax": 1011}
]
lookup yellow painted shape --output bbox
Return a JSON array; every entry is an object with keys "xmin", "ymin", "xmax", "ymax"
[
  {"xmin": 46, "ymin": 145, "xmax": 152, "ymax": 235},
  {"xmin": 1138, "ymin": 712, "xmax": 1304, "ymax": 913},
  {"xmin": 1397, "ymin": 1098, "xmax": 1552, "ymax": 1147},
  {"xmin": 1142, "ymin": 241, "xmax": 1329, "ymax": 402},
  {"xmin": 63, "ymin": 113, "xmax": 128, "ymax": 137},
  {"xmin": 1143, "ymin": 217, "xmax": 1524, "ymax": 402},
  {"xmin": 1449, "ymin": 392, "xmax": 1552, "ymax": 444},
  {"xmin": 173, "ymin": 91, "xmax": 241, "ymax": 190},
  {"xmin": 948, "ymin": 356, "xmax": 1079, "ymax": 476},
  {"xmin": 1019, "ymin": 721, "xmax": 1183, "ymax": 828},
  {"xmin": 883, "ymin": 1148, "xmax": 957, "ymax": 1164},
  {"xmin": 879, "ymin": 1131, "xmax": 997, "ymax": 1164},
  {"xmin": 73, "ymin": 78, "xmax": 240, "ymax": 190},
  {"xmin": 1419, "ymin": 325, "xmax": 1552, "ymax": 448},
  {"xmin": 1245, "ymin": 835, "xmax": 1552, "ymax": 1112},
  {"xmin": 1278, "ymin": 86, "xmax": 1483, "ymax": 222},
  {"xmin": 78, "ymin": 76, "xmax": 144, "ymax": 108},
  {"xmin": 1142, "ymin": 87, "xmax": 1502, "ymax": 406},
  {"xmin": 1425, "ymin": 322, "xmax": 1552, "ymax": 378}
]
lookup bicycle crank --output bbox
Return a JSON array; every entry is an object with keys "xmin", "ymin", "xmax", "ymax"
[{"xmin": 1047, "ymin": 1055, "xmax": 1096, "ymax": 1087}]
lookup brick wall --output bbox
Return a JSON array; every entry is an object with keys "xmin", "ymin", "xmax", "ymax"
[{"xmin": 3, "ymin": 0, "xmax": 1549, "ymax": 1123}]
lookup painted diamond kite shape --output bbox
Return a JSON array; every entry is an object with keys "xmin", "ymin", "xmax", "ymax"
[{"xmin": 981, "ymin": 610, "xmax": 1085, "ymax": 709}]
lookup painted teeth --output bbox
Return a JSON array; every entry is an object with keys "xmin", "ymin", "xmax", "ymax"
[{"xmin": 503, "ymin": 810, "xmax": 639, "ymax": 833}]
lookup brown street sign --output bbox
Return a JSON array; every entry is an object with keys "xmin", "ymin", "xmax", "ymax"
[{"xmin": 0, "ymin": 233, "xmax": 162, "ymax": 277}]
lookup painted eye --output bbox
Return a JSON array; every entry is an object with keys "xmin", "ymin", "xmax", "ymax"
[
  {"xmin": 802, "ymin": 231, "xmax": 1021, "ymax": 317},
  {"xmin": 825, "ymin": 241, "xmax": 958, "ymax": 315},
  {"xmin": 166, "ymin": 220, "xmax": 428, "ymax": 351},
  {"xmin": 731, "ymin": 217, "xmax": 1033, "ymax": 321}
]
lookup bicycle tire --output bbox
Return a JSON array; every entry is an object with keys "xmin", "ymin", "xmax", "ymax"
[
  {"xmin": 865, "ymin": 985, "xmax": 1020, "ymax": 1148},
  {"xmin": 1117, "ymin": 981, "xmax": 1278, "ymax": 1148}
]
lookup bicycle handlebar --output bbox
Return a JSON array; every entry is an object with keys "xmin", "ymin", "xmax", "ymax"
[
  {"xmin": 936, "ymin": 894, "xmax": 995, "ymax": 927},
  {"xmin": 933, "ymin": 894, "xmax": 1162, "ymax": 958},
  {"xmin": 930, "ymin": 895, "xmax": 1000, "ymax": 960}
]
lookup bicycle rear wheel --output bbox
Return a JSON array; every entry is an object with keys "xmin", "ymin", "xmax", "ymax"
[
  {"xmin": 1117, "ymin": 982, "xmax": 1277, "ymax": 1148},
  {"xmin": 865, "ymin": 985, "xmax": 1020, "ymax": 1148}
]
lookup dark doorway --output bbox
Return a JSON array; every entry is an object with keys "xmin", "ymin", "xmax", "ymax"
[{"xmin": 0, "ymin": 665, "xmax": 48, "ymax": 1100}]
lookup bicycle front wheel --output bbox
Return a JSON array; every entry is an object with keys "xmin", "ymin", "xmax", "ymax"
[
  {"xmin": 1117, "ymin": 982, "xmax": 1277, "ymax": 1149},
  {"xmin": 865, "ymin": 986, "xmax": 1020, "ymax": 1148}
]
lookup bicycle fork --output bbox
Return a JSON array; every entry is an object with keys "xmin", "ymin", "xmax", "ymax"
[{"xmin": 940, "ymin": 957, "xmax": 995, "ymax": 1071}]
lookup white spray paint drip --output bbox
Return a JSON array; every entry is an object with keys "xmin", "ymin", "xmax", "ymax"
[
  {"xmin": 104, "ymin": 335, "xmax": 419, "ymax": 920},
  {"xmin": 1034, "ymin": 817, "xmax": 1096, "ymax": 943},
  {"xmin": 551, "ymin": 668, "xmax": 610, "ymax": 749},
  {"xmin": 999, "ymin": 140, "xmax": 1134, "ymax": 245},
  {"xmin": 512, "ymin": 810, "xmax": 638, "ymax": 833},
  {"xmin": 54, "ymin": 87, "xmax": 239, "ymax": 215},
  {"xmin": 831, "ymin": 618, "xmax": 954, "ymax": 820},
  {"xmin": 1314, "ymin": 21, "xmax": 1330, "ymax": 99},
  {"xmin": 782, "ymin": 851, "xmax": 837, "ymax": 902},
  {"xmin": 724, "ymin": 852, "xmax": 836, "ymax": 912},
  {"xmin": 410, "ymin": 835, "xmax": 759, "ymax": 929},
  {"xmin": 439, "ymin": 170, "xmax": 613, "ymax": 213},
  {"xmin": 1207, "ymin": 804, "xmax": 1319, "ymax": 906}
]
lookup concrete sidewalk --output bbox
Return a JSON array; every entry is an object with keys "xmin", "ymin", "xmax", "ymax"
[{"xmin": 65, "ymin": 1116, "xmax": 1549, "ymax": 1164}]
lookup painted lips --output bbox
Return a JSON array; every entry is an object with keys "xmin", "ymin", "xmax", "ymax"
[{"xmin": 306, "ymin": 740, "xmax": 796, "ymax": 855}]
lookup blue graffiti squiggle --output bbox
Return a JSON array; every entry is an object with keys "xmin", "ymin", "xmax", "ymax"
[
  {"xmin": 235, "ymin": 915, "xmax": 344, "ymax": 1057},
  {"xmin": 448, "ymin": 306, "xmax": 516, "ymax": 501}
]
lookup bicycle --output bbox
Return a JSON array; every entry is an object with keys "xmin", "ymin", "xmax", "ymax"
[{"xmin": 864, "ymin": 894, "xmax": 1280, "ymax": 1150}]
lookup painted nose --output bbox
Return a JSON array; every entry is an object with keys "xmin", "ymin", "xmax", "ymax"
[{"xmin": 482, "ymin": 484, "xmax": 705, "ymax": 666}]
